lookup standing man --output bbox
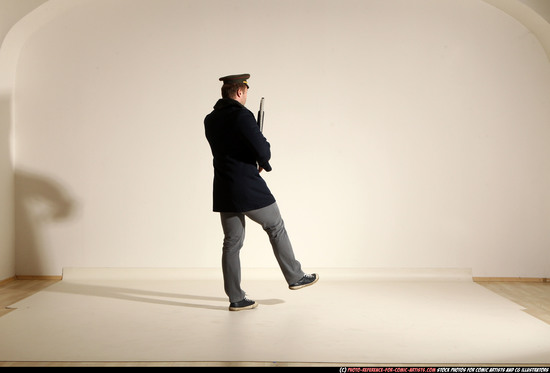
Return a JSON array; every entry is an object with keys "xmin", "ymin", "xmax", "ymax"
[{"xmin": 204, "ymin": 74, "xmax": 318, "ymax": 311}]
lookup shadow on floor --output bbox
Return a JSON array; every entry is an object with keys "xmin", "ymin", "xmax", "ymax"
[{"xmin": 45, "ymin": 281, "xmax": 285, "ymax": 311}]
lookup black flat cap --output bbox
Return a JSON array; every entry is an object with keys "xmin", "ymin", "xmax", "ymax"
[{"xmin": 219, "ymin": 74, "xmax": 250, "ymax": 87}]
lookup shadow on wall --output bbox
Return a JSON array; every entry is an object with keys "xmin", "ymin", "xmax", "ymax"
[{"xmin": 14, "ymin": 169, "xmax": 75, "ymax": 275}]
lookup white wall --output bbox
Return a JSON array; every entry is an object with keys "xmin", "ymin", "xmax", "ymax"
[
  {"xmin": 0, "ymin": 0, "xmax": 49, "ymax": 281},
  {"xmin": 10, "ymin": 0, "xmax": 550, "ymax": 277}
]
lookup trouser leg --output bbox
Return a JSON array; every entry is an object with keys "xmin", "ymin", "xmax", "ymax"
[
  {"xmin": 220, "ymin": 212, "xmax": 246, "ymax": 303},
  {"xmin": 245, "ymin": 202, "xmax": 305, "ymax": 285}
]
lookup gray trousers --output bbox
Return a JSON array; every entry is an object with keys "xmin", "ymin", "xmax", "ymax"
[{"xmin": 220, "ymin": 202, "xmax": 304, "ymax": 303}]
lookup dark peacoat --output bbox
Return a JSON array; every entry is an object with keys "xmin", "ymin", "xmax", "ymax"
[{"xmin": 204, "ymin": 98, "xmax": 275, "ymax": 212}]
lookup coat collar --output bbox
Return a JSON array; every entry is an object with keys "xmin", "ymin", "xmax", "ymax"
[{"xmin": 214, "ymin": 98, "xmax": 244, "ymax": 110}]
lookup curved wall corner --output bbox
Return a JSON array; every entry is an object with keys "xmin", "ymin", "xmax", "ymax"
[
  {"xmin": 0, "ymin": 0, "xmax": 79, "ymax": 280},
  {"xmin": 0, "ymin": 0, "xmax": 50, "ymax": 280},
  {"xmin": 483, "ymin": 0, "xmax": 550, "ymax": 61}
]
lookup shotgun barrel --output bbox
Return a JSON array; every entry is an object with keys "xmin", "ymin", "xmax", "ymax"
[{"xmin": 257, "ymin": 97, "xmax": 265, "ymax": 132}]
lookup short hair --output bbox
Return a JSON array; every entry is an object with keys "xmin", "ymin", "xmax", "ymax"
[{"xmin": 221, "ymin": 83, "xmax": 248, "ymax": 99}]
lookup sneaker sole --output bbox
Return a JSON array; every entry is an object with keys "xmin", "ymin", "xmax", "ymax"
[
  {"xmin": 228, "ymin": 302, "xmax": 258, "ymax": 311},
  {"xmin": 289, "ymin": 274, "xmax": 319, "ymax": 290}
]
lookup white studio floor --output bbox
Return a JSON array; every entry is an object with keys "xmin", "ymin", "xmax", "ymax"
[{"xmin": 1, "ymin": 268, "xmax": 550, "ymax": 366}]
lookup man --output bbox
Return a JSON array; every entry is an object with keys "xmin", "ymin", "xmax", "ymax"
[{"xmin": 204, "ymin": 73, "xmax": 318, "ymax": 311}]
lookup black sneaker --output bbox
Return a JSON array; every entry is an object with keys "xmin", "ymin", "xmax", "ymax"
[
  {"xmin": 289, "ymin": 273, "xmax": 319, "ymax": 290},
  {"xmin": 229, "ymin": 297, "xmax": 258, "ymax": 311}
]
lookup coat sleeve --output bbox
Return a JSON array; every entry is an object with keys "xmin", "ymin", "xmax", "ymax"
[{"xmin": 235, "ymin": 109, "xmax": 273, "ymax": 172}]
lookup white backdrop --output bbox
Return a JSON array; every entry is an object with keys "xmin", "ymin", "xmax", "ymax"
[{"xmin": 11, "ymin": 0, "xmax": 550, "ymax": 277}]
